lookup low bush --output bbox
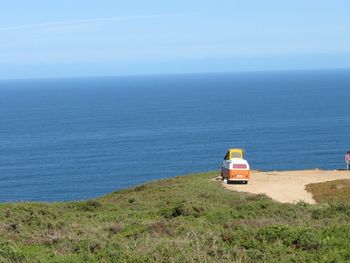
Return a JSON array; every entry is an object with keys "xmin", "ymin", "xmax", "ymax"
[{"xmin": 0, "ymin": 171, "xmax": 348, "ymax": 262}]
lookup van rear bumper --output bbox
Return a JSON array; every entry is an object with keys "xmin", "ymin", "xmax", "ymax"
[
  {"xmin": 227, "ymin": 178, "xmax": 249, "ymax": 181},
  {"xmin": 221, "ymin": 168, "xmax": 250, "ymax": 180}
]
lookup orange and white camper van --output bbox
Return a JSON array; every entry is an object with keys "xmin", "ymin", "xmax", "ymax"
[{"xmin": 221, "ymin": 148, "xmax": 250, "ymax": 184}]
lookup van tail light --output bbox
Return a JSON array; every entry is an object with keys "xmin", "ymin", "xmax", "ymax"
[{"xmin": 232, "ymin": 164, "xmax": 247, "ymax": 169}]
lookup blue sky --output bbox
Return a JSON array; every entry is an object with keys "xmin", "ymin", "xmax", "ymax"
[{"xmin": 0, "ymin": 0, "xmax": 349, "ymax": 79}]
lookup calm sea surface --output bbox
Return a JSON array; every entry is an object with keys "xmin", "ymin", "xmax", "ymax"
[{"xmin": 0, "ymin": 70, "xmax": 349, "ymax": 202}]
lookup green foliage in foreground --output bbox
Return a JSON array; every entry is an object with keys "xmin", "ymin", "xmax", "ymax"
[{"xmin": 0, "ymin": 172, "xmax": 349, "ymax": 262}]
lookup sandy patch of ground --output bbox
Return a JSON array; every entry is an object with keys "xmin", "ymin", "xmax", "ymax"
[{"xmin": 221, "ymin": 170, "xmax": 350, "ymax": 204}]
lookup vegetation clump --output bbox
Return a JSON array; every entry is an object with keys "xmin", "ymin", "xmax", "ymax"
[
  {"xmin": 306, "ymin": 179, "xmax": 350, "ymax": 203},
  {"xmin": 0, "ymin": 172, "xmax": 349, "ymax": 262}
]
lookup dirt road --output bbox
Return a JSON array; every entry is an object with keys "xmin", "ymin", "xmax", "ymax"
[{"xmin": 222, "ymin": 170, "xmax": 350, "ymax": 204}]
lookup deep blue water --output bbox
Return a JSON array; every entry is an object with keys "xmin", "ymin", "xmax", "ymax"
[{"xmin": 0, "ymin": 70, "xmax": 349, "ymax": 202}]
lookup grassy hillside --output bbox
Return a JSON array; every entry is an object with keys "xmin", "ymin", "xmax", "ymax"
[
  {"xmin": 0, "ymin": 172, "xmax": 349, "ymax": 262},
  {"xmin": 306, "ymin": 179, "xmax": 350, "ymax": 204}
]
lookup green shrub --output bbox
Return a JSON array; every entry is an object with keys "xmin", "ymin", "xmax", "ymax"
[
  {"xmin": 76, "ymin": 200, "xmax": 102, "ymax": 211},
  {"xmin": 292, "ymin": 229, "xmax": 322, "ymax": 250},
  {"xmin": 0, "ymin": 171, "xmax": 349, "ymax": 262},
  {"xmin": 0, "ymin": 240, "xmax": 26, "ymax": 262}
]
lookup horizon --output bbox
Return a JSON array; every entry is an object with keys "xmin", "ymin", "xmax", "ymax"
[
  {"xmin": 0, "ymin": 1, "xmax": 349, "ymax": 79},
  {"xmin": 1, "ymin": 67, "xmax": 350, "ymax": 82}
]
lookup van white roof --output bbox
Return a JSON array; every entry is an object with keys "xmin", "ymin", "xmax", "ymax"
[{"xmin": 226, "ymin": 158, "xmax": 249, "ymax": 164}]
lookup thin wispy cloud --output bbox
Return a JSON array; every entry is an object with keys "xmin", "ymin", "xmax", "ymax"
[{"xmin": 0, "ymin": 13, "xmax": 183, "ymax": 32}]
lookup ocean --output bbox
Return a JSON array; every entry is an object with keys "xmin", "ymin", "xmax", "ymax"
[{"xmin": 0, "ymin": 69, "xmax": 349, "ymax": 202}]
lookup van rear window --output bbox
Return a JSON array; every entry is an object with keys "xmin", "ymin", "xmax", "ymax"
[{"xmin": 231, "ymin": 152, "xmax": 242, "ymax": 158}]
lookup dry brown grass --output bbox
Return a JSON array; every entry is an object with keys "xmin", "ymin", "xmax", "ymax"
[{"xmin": 306, "ymin": 179, "xmax": 350, "ymax": 203}]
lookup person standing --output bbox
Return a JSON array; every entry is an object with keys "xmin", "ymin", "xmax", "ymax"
[{"xmin": 345, "ymin": 151, "xmax": 350, "ymax": 171}]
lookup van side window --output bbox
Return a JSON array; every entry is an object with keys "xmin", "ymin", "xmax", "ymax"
[{"xmin": 224, "ymin": 152, "xmax": 229, "ymax": 160}]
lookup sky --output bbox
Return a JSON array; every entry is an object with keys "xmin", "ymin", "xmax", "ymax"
[{"xmin": 0, "ymin": 0, "xmax": 349, "ymax": 79}]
